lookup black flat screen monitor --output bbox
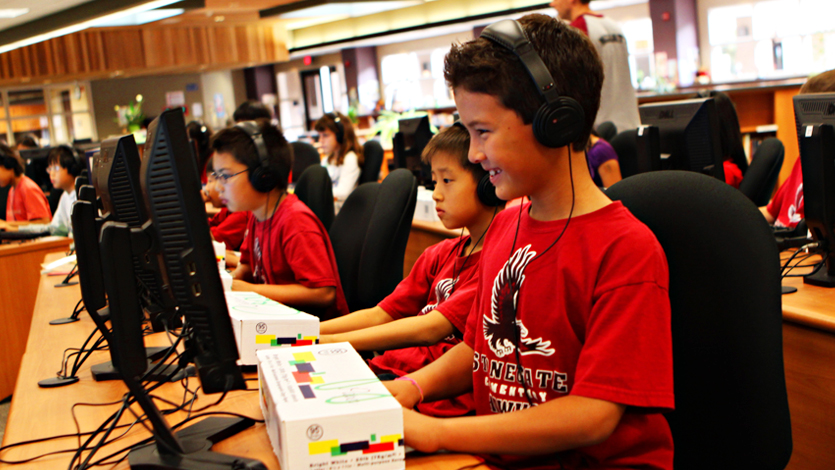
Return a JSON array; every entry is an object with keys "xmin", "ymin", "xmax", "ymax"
[
  {"xmin": 393, "ymin": 116, "xmax": 433, "ymax": 186},
  {"xmin": 96, "ymin": 108, "xmax": 259, "ymax": 469},
  {"xmin": 794, "ymin": 93, "xmax": 835, "ymax": 287},
  {"xmin": 20, "ymin": 147, "xmax": 52, "ymax": 192},
  {"xmin": 639, "ymin": 98, "xmax": 725, "ymax": 182},
  {"xmin": 611, "ymin": 125, "xmax": 661, "ymax": 179},
  {"xmin": 97, "ymin": 135, "xmax": 177, "ymax": 330}
]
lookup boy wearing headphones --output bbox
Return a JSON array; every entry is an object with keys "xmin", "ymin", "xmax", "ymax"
[
  {"xmin": 385, "ymin": 14, "xmax": 673, "ymax": 469},
  {"xmin": 211, "ymin": 120, "xmax": 349, "ymax": 320},
  {"xmin": 0, "ymin": 142, "xmax": 51, "ymax": 227},
  {"xmin": 319, "ymin": 124, "xmax": 503, "ymax": 417},
  {"xmin": 1, "ymin": 146, "xmax": 80, "ymax": 235}
]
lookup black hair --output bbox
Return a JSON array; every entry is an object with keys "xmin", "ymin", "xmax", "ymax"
[
  {"xmin": 17, "ymin": 134, "xmax": 39, "ymax": 149},
  {"xmin": 47, "ymin": 145, "xmax": 83, "ymax": 177},
  {"xmin": 233, "ymin": 101, "xmax": 272, "ymax": 122},
  {"xmin": 0, "ymin": 142, "xmax": 24, "ymax": 176},
  {"xmin": 187, "ymin": 120, "xmax": 213, "ymax": 177},
  {"xmin": 210, "ymin": 119, "xmax": 292, "ymax": 192}
]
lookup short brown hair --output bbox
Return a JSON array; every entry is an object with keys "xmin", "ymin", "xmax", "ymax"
[
  {"xmin": 315, "ymin": 112, "xmax": 364, "ymax": 167},
  {"xmin": 421, "ymin": 124, "xmax": 486, "ymax": 183},
  {"xmin": 0, "ymin": 142, "xmax": 23, "ymax": 176},
  {"xmin": 210, "ymin": 119, "xmax": 293, "ymax": 192},
  {"xmin": 801, "ymin": 69, "xmax": 835, "ymax": 94},
  {"xmin": 444, "ymin": 13, "xmax": 603, "ymax": 151}
]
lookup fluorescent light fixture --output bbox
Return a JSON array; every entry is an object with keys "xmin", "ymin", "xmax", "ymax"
[
  {"xmin": 320, "ymin": 66, "xmax": 335, "ymax": 113},
  {"xmin": 91, "ymin": 8, "xmax": 184, "ymax": 27},
  {"xmin": 0, "ymin": 0, "xmax": 180, "ymax": 54},
  {"xmin": 0, "ymin": 9, "xmax": 29, "ymax": 19},
  {"xmin": 279, "ymin": 1, "xmax": 421, "ymax": 19},
  {"xmin": 590, "ymin": 0, "xmax": 648, "ymax": 11}
]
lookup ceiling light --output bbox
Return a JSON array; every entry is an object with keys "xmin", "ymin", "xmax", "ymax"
[
  {"xmin": 263, "ymin": 0, "xmax": 422, "ymax": 20},
  {"xmin": 0, "ymin": 0, "xmax": 180, "ymax": 54},
  {"xmin": 91, "ymin": 9, "xmax": 185, "ymax": 27},
  {"xmin": 0, "ymin": 9, "xmax": 28, "ymax": 19}
]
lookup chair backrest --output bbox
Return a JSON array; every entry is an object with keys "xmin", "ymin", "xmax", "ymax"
[
  {"xmin": 360, "ymin": 140, "xmax": 384, "ymax": 184},
  {"xmin": 329, "ymin": 182, "xmax": 380, "ymax": 310},
  {"xmin": 356, "ymin": 169, "xmax": 418, "ymax": 310},
  {"xmin": 291, "ymin": 141, "xmax": 321, "ymax": 184},
  {"xmin": 739, "ymin": 137, "xmax": 785, "ymax": 207},
  {"xmin": 0, "ymin": 185, "xmax": 8, "ymax": 220},
  {"xmin": 596, "ymin": 121, "xmax": 618, "ymax": 142},
  {"xmin": 294, "ymin": 165, "xmax": 335, "ymax": 230},
  {"xmin": 606, "ymin": 171, "xmax": 792, "ymax": 470}
]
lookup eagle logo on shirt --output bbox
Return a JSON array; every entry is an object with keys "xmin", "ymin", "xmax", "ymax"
[
  {"xmin": 484, "ymin": 245, "xmax": 555, "ymax": 358},
  {"xmin": 419, "ymin": 278, "xmax": 456, "ymax": 316}
]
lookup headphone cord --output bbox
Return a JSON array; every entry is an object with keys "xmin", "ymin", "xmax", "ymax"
[{"xmin": 509, "ymin": 145, "xmax": 577, "ymax": 408}]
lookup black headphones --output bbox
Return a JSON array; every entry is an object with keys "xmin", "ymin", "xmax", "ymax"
[
  {"xmin": 325, "ymin": 112, "xmax": 345, "ymax": 144},
  {"xmin": 480, "ymin": 19, "xmax": 585, "ymax": 149},
  {"xmin": 450, "ymin": 121, "xmax": 503, "ymax": 207},
  {"xmin": 235, "ymin": 120, "xmax": 277, "ymax": 193},
  {"xmin": 57, "ymin": 145, "xmax": 85, "ymax": 177}
]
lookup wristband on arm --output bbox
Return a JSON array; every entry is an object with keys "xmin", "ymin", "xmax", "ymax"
[{"xmin": 394, "ymin": 376, "xmax": 424, "ymax": 406}]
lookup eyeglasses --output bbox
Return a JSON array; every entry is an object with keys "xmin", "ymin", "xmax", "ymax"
[
  {"xmin": 211, "ymin": 169, "xmax": 248, "ymax": 184},
  {"xmin": 46, "ymin": 165, "xmax": 62, "ymax": 173}
]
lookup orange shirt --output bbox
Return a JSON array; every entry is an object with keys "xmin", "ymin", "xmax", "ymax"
[{"xmin": 6, "ymin": 175, "xmax": 51, "ymax": 222}]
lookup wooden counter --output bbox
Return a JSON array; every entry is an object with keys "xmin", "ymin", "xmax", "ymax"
[
  {"xmin": 0, "ymin": 252, "xmax": 480, "ymax": 470},
  {"xmin": 0, "ymin": 236, "xmax": 72, "ymax": 400}
]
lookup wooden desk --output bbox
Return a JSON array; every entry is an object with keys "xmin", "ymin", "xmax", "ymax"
[
  {"xmin": 780, "ymin": 274, "xmax": 835, "ymax": 470},
  {"xmin": 0, "ymin": 236, "xmax": 72, "ymax": 400},
  {"xmin": 404, "ymin": 220, "xmax": 459, "ymax": 277},
  {"xmin": 1, "ymin": 253, "xmax": 479, "ymax": 470}
]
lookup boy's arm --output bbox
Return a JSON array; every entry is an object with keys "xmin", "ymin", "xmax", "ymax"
[
  {"xmin": 319, "ymin": 306, "xmax": 395, "ymax": 335},
  {"xmin": 232, "ymin": 262, "xmax": 253, "ymax": 282},
  {"xmin": 402, "ymin": 394, "xmax": 625, "ymax": 455},
  {"xmin": 322, "ymin": 310, "xmax": 455, "ymax": 351},
  {"xmin": 598, "ymin": 160, "xmax": 622, "ymax": 188},
  {"xmin": 233, "ymin": 280, "xmax": 336, "ymax": 309},
  {"xmin": 760, "ymin": 206, "xmax": 776, "ymax": 224},
  {"xmin": 384, "ymin": 341, "xmax": 474, "ymax": 408}
]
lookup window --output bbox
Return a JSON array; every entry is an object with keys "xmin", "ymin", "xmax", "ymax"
[
  {"xmin": 380, "ymin": 48, "xmax": 454, "ymax": 112},
  {"xmin": 0, "ymin": 83, "xmax": 96, "ymax": 146},
  {"xmin": 708, "ymin": 0, "xmax": 835, "ymax": 82}
]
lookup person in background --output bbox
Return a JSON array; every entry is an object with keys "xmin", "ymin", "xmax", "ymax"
[
  {"xmin": 315, "ymin": 112, "xmax": 364, "ymax": 204},
  {"xmin": 211, "ymin": 119, "xmax": 348, "ymax": 320},
  {"xmin": 16, "ymin": 134, "xmax": 39, "ymax": 151},
  {"xmin": 204, "ymin": 157, "xmax": 249, "ymax": 251},
  {"xmin": 587, "ymin": 132, "xmax": 621, "ymax": 188},
  {"xmin": 187, "ymin": 121, "xmax": 213, "ymax": 185},
  {"xmin": 0, "ymin": 143, "xmax": 51, "ymax": 226},
  {"xmin": 0, "ymin": 146, "xmax": 79, "ymax": 236},
  {"xmin": 760, "ymin": 68, "xmax": 835, "ymax": 229},
  {"xmin": 705, "ymin": 91, "xmax": 747, "ymax": 189},
  {"xmin": 552, "ymin": 0, "xmax": 641, "ymax": 133},
  {"xmin": 233, "ymin": 101, "xmax": 272, "ymax": 123}
]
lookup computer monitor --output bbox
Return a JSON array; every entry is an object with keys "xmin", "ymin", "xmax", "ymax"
[
  {"xmin": 96, "ymin": 107, "xmax": 259, "ymax": 469},
  {"xmin": 20, "ymin": 147, "xmax": 52, "ymax": 191},
  {"xmin": 612, "ymin": 125, "xmax": 661, "ymax": 179},
  {"xmin": 639, "ymin": 98, "xmax": 725, "ymax": 182},
  {"xmin": 794, "ymin": 93, "xmax": 835, "ymax": 287},
  {"xmin": 393, "ymin": 115, "xmax": 433, "ymax": 186},
  {"xmin": 97, "ymin": 134, "xmax": 178, "ymax": 331}
]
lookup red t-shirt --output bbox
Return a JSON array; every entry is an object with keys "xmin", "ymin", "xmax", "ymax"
[
  {"xmin": 239, "ymin": 194, "xmax": 348, "ymax": 320},
  {"xmin": 767, "ymin": 157, "xmax": 804, "ymax": 229},
  {"xmin": 724, "ymin": 160, "xmax": 743, "ymax": 189},
  {"xmin": 6, "ymin": 175, "xmax": 51, "ymax": 222},
  {"xmin": 209, "ymin": 208, "xmax": 249, "ymax": 251},
  {"xmin": 371, "ymin": 236, "xmax": 480, "ymax": 417},
  {"xmin": 464, "ymin": 202, "xmax": 674, "ymax": 470}
]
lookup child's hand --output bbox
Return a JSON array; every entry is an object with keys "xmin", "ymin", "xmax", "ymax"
[
  {"xmin": 232, "ymin": 279, "xmax": 253, "ymax": 291},
  {"xmin": 402, "ymin": 408, "xmax": 442, "ymax": 453},
  {"xmin": 318, "ymin": 334, "xmax": 335, "ymax": 344},
  {"xmin": 383, "ymin": 379, "xmax": 421, "ymax": 409}
]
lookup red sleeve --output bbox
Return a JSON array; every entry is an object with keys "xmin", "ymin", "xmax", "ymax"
[
  {"xmin": 378, "ymin": 243, "xmax": 441, "ymax": 320},
  {"xmin": 210, "ymin": 210, "xmax": 249, "ymax": 251},
  {"xmin": 464, "ymin": 262, "xmax": 485, "ymax": 349},
  {"xmin": 282, "ymin": 222, "xmax": 339, "ymax": 289},
  {"xmin": 766, "ymin": 157, "xmax": 800, "ymax": 220},
  {"xmin": 434, "ymin": 279, "xmax": 479, "ymax": 335},
  {"xmin": 21, "ymin": 181, "xmax": 51, "ymax": 221},
  {"xmin": 571, "ymin": 236, "xmax": 674, "ymax": 411},
  {"xmin": 723, "ymin": 161, "xmax": 743, "ymax": 189},
  {"xmin": 570, "ymin": 15, "xmax": 589, "ymax": 35}
]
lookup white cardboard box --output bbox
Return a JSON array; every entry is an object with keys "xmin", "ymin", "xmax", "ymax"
[
  {"xmin": 414, "ymin": 186, "xmax": 440, "ymax": 222},
  {"xmin": 226, "ymin": 292, "xmax": 319, "ymax": 365},
  {"xmin": 257, "ymin": 343, "xmax": 405, "ymax": 470}
]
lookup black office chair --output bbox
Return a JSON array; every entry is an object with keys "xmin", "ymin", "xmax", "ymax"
[
  {"xmin": 596, "ymin": 121, "xmax": 617, "ymax": 142},
  {"xmin": 739, "ymin": 137, "xmax": 785, "ymax": 207},
  {"xmin": 357, "ymin": 168, "xmax": 417, "ymax": 310},
  {"xmin": 329, "ymin": 169, "xmax": 417, "ymax": 312},
  {"xmin": 360, "ymin": 140, "xmax": 384, "ymax": 184},
  {"xmin": 329, "ymin": 182, "xmax": 380, "ymax": 311},
  {"xmin": 291, "ymin": 141, "xmax": 321, "ymax": 184},
  {"xmin": 606, "ymin": 171, "xmax": 792, "ymax": 470},
  {"xmin": 294, "ymin": 165, "xmax": 335, "ymax": 230}
]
